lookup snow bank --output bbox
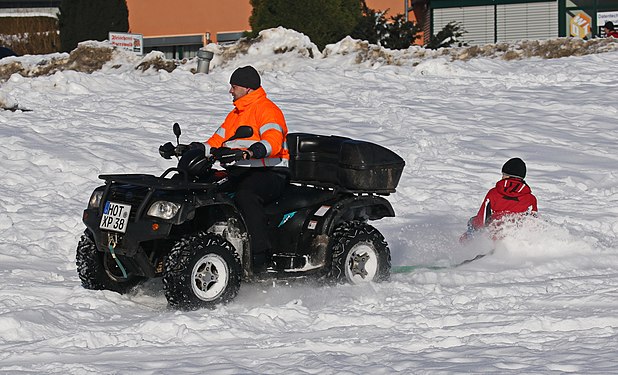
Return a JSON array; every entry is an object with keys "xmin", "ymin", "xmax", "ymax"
[
  {"xmin": 1, "ymin": 26, "xmax": 618, "ymax": 374},
  {"xmin": 4, "ymin": 27, "xmax": 618, "ymax": 86}
]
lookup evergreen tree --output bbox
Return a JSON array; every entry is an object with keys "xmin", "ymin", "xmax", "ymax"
[
  {"xmin": 59, "ymin": 0, "xmax": 129, "ymax": 52},
  {"xmin": 249, "ymin": 0, "xmax": 363, "ymax": 50},
  {"xmin": 349, "ymin": 1, "xmax": 380, "ymax": 44},
  {"xmin": 379, "ymin": 13, "xmax": 421, "ymax": 50},
  {"xmin": 425, "ymin": 21, "xmax": 466, "ymax": 50},
  {"xmin": 350, "ymin": 2, "xmax": 420, "ymax": 50}
]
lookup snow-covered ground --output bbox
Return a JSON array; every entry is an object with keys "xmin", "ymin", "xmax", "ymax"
[{"xmin": 1, "ymin": 29, "xmax": 617, "ymax": 374}]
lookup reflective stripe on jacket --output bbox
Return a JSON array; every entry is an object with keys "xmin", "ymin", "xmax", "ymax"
[{"xmin": 207, "ymin": 87, "xmax": 289, "ymax": 168}]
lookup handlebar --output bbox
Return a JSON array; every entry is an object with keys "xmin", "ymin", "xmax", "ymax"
[{"xmin": 159, "ymin": 142, "xmax": 191, "ymax": 159}]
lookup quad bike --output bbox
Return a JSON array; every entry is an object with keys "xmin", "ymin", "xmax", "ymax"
[{"xmin": 77, "ymin": 123, "xmax": 405, "ymax": 309}]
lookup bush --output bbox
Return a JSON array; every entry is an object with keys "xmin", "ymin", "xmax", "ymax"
[
  {"xmin": 425, "ymin": 21, "xmax": 466, "ymax": 50},
  {"xmin": 59, "ymin": 0, "xmax": 129, "ymax": 52},
  {"xmin": 349, "ymin": 1, "xmax": 380, "ymax": 44},
  {"xmin": 249, "ymin": 0, "xmax": 362, "ymax": 50},
  {"xmin": 350, "ymin": 2, "xmax": 421, "ymax": 50},
  {"xmin": 379, "ymin": 13, "xmax": 421, "ymax": 50}
]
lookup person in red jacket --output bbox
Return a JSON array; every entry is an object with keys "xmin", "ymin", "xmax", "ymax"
[
  {"xmin": 194, "ymin": 66, "xmax": 289, "ymax": 273},
  {"xmin": 605, "ymin": 21, "xmax": 618, "ymax": 38},
  {"xmin": 461, "ymin": 157, "xmax": 538, "ymax": 242}
]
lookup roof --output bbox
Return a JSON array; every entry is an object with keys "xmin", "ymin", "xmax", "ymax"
[{"xmin": 0, "ymin": 1, "xmax": 61, "ymax": 8}]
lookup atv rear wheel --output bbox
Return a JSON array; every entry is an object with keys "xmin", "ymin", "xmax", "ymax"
[
  {"xmin": 163, "ymin": 232, "xmax": 242, "ymax": 310},
  {"xmin": 328, "ymin": 221, "xmax": 391, "ymax": 284},
  {"xmin": 75, "ymin": 231, "xmax": 143, "ymax": 294}
]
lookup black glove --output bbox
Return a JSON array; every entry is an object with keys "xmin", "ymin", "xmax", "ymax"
[
  {"xmin": 189, "ymin": 141, "xmax": 206, "ymax": 153},
  {"xmin": 211, "ymin": 147, "xmax": 245, "ymax": 164},
  {"xmin": 175, "ymin": 144, "xmax": 189, "ymax": 156},
  {"xmin": 159, "ymin": 142, "xmax": 175, "ymax": 159},
  {"xmin": 248, "ymin": 142, "xmax": 267, "ymax": 159},
  {"xmin": 210, "ymin": 147, "xmax": 231, "ymax": 159},
  {"xmin": 226, "ymin": 149, "xmax": 246, "ymax": 163}
]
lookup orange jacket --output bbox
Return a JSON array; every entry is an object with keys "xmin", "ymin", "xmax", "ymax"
[{"xmin": 207, "ymin": 87, "xmax": 289, "ymax": 168}]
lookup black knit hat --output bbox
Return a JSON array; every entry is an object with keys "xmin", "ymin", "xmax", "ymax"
[
  {"xmin": 605, "ymin": 21, "xmax": 615, "ymax": 31},
  {"xmin": 502, "ymin": 158, "xmax": 526, "ymax": 179},
  {"xmin": 229, "ymin": 66, "xmax": 261, "ymax": 90}
]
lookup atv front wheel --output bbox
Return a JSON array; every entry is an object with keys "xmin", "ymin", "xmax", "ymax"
[
  {"xmin": 163, "ymin": 232, "xmax": 242, "ymax": 310},
  {"xmin": 328, "ymin": 221, "xmax": 391, "ymax": 284},
  {"xmin": 75, "ymin": 231, "xmax": 143, "ymax": 294}
]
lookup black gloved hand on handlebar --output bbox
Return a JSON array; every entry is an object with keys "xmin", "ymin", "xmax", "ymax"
[
  {"xmin": 159, "ymin": 142, "xmax": 175, "ymax": 159},
  {"xmin": 211, "ymin": 147, "xmax": 245, "ymax": 164},
  {"xmin": 210, "ymin": 147, "xmax": 231, "ymax": 159},
  {"xmin": 189, "ymin": 141, "xmax": 206, "ymax": 153},
  {"xmin": 160, "ymin": 142, "xmax": 193, "ymax": 159},
  {"xmin": 175, "ymin": 144, "xmax": 189, "ymax": 156}
]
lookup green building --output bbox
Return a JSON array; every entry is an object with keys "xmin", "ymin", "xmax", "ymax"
[{"xmin": 412, "ymin": 0, "xmax": 618, "ymax": 45}]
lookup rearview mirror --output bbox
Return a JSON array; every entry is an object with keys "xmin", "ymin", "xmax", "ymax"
[
  {"xmin": 227, "ymin": 126, "xmax": 253, "ymax": 142},
  {"xmin": 173, "ymin": 123, "xmax": 181, "ymax": 145}
]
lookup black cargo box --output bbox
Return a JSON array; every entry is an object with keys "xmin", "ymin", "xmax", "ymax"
[{"xmin": 287, "ymin": 133, "xmax": 405, "ymax": 193}]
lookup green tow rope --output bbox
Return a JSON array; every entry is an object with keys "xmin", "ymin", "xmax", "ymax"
[
  {"xmin": 108, "ymin": 244, "xmax": 128, "ymax": 279},
  {"xmin": 391, "ymin": 265, "xmax": 446, "ymax": 274},
  {"xmin": 391, "ymin": 253, "xmax": 490, "ymax": 274}
]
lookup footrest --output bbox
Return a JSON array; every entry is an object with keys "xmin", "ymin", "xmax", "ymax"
[{"xmin": 272, "ymin": 254, "xmax": 306, "ymax": 270}]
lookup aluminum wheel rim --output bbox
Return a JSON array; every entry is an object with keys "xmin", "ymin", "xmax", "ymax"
[
  {"xmin": 344, "ymin": 242, "xmax": 378, "ymax": 284},
  {"xmin": 191, "ymin": 254, "xmax": 229, "ymax": 301}
]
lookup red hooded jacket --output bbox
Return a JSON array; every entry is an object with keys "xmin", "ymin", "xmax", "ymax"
[{"xmin": 471, "ymin": 177, "xmax": 538, "ymax": 229}]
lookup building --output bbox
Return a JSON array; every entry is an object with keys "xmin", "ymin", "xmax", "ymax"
[
  {"xmin": 4, "ymin": 1, "xmax": 615, "ymax": 57},
  {"xmin": 1, "ymin": 0, "xmax": 419, "ymax": 57},
  {"xmin": 125, "ymin": 0, "xmax": 416, "ymax": 59},
  {"xmin": 410, "ymin": 0, "xmax": 618, "ymax": 46},
  {"xmin": 0, "ymin": 0, "xmax": 61, "ymax": 55}
]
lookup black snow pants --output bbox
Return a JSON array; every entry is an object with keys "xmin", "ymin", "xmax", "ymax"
[{"xmin": 227, "ymin": 168, "xmax": 288, "ymax": 266}]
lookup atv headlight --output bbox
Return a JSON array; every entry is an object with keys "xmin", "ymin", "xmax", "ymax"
[
  {"xmin": 88, "ymin": 190, "xmax": 104, "ymax": 209},
  {"xmin": 147, "ymin": 201, "xmax": 181, "ymax": 220}
]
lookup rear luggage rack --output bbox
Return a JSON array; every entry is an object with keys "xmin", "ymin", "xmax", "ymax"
[{"xmin": 287, "ymin": 133, "xmax": 405, "ymax": 194}]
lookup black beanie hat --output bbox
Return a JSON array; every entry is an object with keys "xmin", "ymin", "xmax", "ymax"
[
  {"xmin": 502, "ymin": 157, "xmax": 527, "ymax": 179},
  {"xmin": 605, "ymin": 21, "xmax": 615, "ymax": 31},
  {"xmin": 229, "ymin": 66, "xmax": 261, "ymax": 90}
]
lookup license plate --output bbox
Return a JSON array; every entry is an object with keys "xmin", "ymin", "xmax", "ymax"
[{"xmin": 99, "ymin": 201, "xmax": 131, "ymax": 233}]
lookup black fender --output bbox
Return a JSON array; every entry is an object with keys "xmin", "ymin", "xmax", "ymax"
[
  {"xmin": 288, "ymin": 194, "xmax": 393, "ymax": 267},
  {"xmin": 321, "ymin": 195, "xmax": 394, "ymax": 236},
  {"xmin": 190, "ymin": 200, "xmax": 247, "ymax": 236},
  {"xmin": 188, "ymin": 200, "xmax": 251, "ymax": 271}
]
